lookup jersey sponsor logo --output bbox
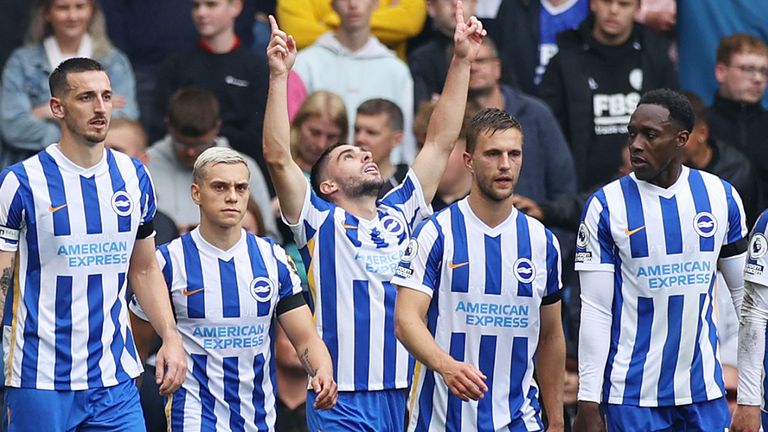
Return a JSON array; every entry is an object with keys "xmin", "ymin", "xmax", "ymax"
[
  {"xmin": 48, "ymin": 204, "xmax": 67, "ymax": 213},
  {"xmin": 577, "ymin": 223, "xmax": 590, "ymax": 247},
  {"xmin": 193, "ymin": 324, "xmax": 266, "ymax": 349},
  {"xmin": 249, "ymin": 277, "xmax": 275, "ymax": 303},
  {"xmin": 513, "ymin": 258, "xmax": 536, "ymax": 283},
  {"xmin": 354, "ymin": 251, "xmax": 401, "ymax": 275},
  {"xmin": 381, "ymin": 215, "xmax": 405, "ymax": 237},
  {"xmin": 693, "ymin": 212, "xmax": 717, "ymax": 238},
  {"xmin": 448, "ymin": 260, "xmax": 469, "ymax": 270},
  {"xmin": 749, "ymin": 233, "xmax": 768, "ymax": 259},
  {"xmin": 401, "ymin": 239, "xmax": 418, "ymax": 263},
  {"xmin": 625, "ymin": 226, "xmax": 646, "ymax": 237},
  {"xmin": 0, "ymin": 226, "xmax": 20, "ymax": 241},
  {"xmin": 636, "ymin": 260, "xmax": 713, "ymax": 289},
  {"xmin": 111, "ymin": 191, "xmax": 133, "ymax": 217},
  {"xmin": 57, "ymin": 240, "xmax": 129, "ymax": 267},
  {"xmin": 455, "ymin": 301, "xmax": 530, "ymax": 328},
  {"xmin": 182, "ymin": 287, "xmax": 205, "ymax": 297}
]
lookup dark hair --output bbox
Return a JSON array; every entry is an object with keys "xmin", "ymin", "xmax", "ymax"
[
  {"xmin": 465, "ymin": 108, "xmax": 523, "ymax": 153},
  {"xmin": 716, "ymin": 33, "xmax": 768, "ymax": 65},
  {"xmin": 356, "ymin": 98, "xmax": 404, "ymax": 132},
  {"xmin": 638, "ymin": 88, "xmax": 695, "ymax": 132},
  {"xmin": 310, "ymin": 142, "xmax": 346, "ymax": 200},
  {"xmin": 166, "ymin": 86, "xmax": 220, "ymax": 136},
  {"xmin": 49, "ymin": 57, "xmax": 105, "ymax": 97},
  {"xmin": 681, "ymin": 91, "xmax": 707, "ymax": 125}
]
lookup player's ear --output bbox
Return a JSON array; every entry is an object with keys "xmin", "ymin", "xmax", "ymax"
[
  {"xmin": 463, "ymin": 151, "xmax": 474, "ymax": 173},
  {"xmin": 50, "ymin": 97, "xmax": 64, "ymax": 119},
  {"xmin": 191, "ymin": 183, "xmax": 201, "ymax": 205},
  {"xmin": 676, "ymin": 130, "xmax": 690, "ymax": 148},
  {"xmin": 319, "ymin": 179, "xmax": 337, "ymax": 196}
]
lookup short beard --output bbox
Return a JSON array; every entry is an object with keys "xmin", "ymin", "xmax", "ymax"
[
  {"xmin": 348, "ymin": 178, "xmax": 385, "ymax": 198},
  {"xmin": 476, "ymin": 178, "xmax": 514, "ymax": 202}
]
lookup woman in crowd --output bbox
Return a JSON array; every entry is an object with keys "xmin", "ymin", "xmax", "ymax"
[
  {"xmin": 289, "ymin": 90, "xmax": 347, "ymax": 175},
  {"xmin": 1, "ymin": 0, "xmax": 138, "ymax": 166}
]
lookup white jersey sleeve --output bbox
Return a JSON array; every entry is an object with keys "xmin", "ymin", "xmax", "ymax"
[
  {"xmin": 0, "ymin": 170, "xmax": 23, "ymax": 251},
  {"xmin": 574, "ymin": 191, "xmax": 614, "ymax": 272},
  {"xmin": 391, "ymin": 218, "xmax": 441, "ymax": 297}
]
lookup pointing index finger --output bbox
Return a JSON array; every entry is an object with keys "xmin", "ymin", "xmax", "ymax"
[
  {"xmin": 268, "ymin": 14, "xmax": 278, "ymax": 33},
  {"xmin": 455, "ymin": 0, "xmax": 464, "ymax": 27}
]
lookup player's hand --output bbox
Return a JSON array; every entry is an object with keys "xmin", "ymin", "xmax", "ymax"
[
  {"xmin": 731, "ymin": 404, "xmax": 762, "ymax": 432},
  {"xmin": 311, "ymin": 373, "xmax": 338, "ymax": 410},
  {"xmin": 453, "ymin": 0, "xmax": 486, "ymax": 61},
  {"xmin": 266, "ymin": 15, "xmax": 297, "ymax": 77},
  {"xmin": 572, "ymin": 401, "xmax": 606, "ymax": 432},
  {"xmin": 155, "ymin": 331, "xmax": 187, "ymax": 395},
  {"xmin": 439, "ymin": 358, "xmax": 488, "ymax": 401}
]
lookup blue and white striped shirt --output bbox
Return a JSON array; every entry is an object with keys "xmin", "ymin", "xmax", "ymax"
[
  {"xmin": 286, "ymin": 169, "xmax": 431, "ymax": 391},
  {"xmin": 575, "ymin": 167, "xmax": 747, "ymax": 406},
  {"xmin": 392, "ymin": 199, "xmax": 562, "ymax": 431},
  {"xmin": 0, "ymin": 145, "xmax": 155, "ymax": 390},
  {"xmin": 131, "ymin": 228, "xmax": 303, "ymax": 431}
]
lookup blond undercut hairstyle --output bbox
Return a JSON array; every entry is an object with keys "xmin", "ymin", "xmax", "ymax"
[{"xmin": 192, "ymin": 147, "xmax": 249, "ymax": 184}]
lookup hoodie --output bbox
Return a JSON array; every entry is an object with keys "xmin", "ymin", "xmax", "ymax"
[
  {"xmin": 539, "ymin": 18, "xmax": 677, "ymax": 192},
  {"xmin": 293, "ymin": 32, "xmax": 415, "ymax": 164}
]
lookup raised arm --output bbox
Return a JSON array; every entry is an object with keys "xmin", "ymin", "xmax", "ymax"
[
  {"xmin": 278, "ymin": 304, "xmax": 337, "ymax": 409},
  {"xmin": 411, "ymin": 0, "xmax": 485, "ymax": 203},
  {"xmin": 262, "ymin": 15, "xmax": 309, "ymax": 225},
  {"xmin": 395, "ymin": 286, "xmax": 488, "ymax": 401},
  {"xmin": 129, "ymin": 237, "xmax": 186, "ymax": 395}
]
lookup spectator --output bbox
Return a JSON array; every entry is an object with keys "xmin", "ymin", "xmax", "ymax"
[
  {"xmin": 708, "ymin": 34, "xmax": 768, "ymax": 204},
  {"xmin": 683, "ymin": 91, "xmax": 763, "ymax": 226},
  {"xmin": 277, "ymin": 0, "xmax": 426, "ymax": 59},
  {"xmin": 469, "ymin": 37, "xmax": 577, "ymax": 204},
  {"xmin": 354, "ymin": 98, "xmax": 408, "ymax": 197},
  {"xmin": 150, "ymin": 0, "xmax": 269, "ymax": 174},
  {"xmin": 412, "ymin": 100, "xmax": 472, "ymax": 211},
  {"xmin": 677, "ymin": 1, "xmax": 768, "ymax": 107},
  {"xmin": 539, "ymin": 0, "xmax": 677, "ymax": 192},
  {"xmin": 290, "ymin": 90, "xmax": 348, "ymax": 174},
  {"xmin": 292, "ymin": 0, "xmax": 416, "ymax": 165},
  {"xmin": 491, "ymin": 0, "xmax": 588, "ymax": 95},
  {"xmin": 409, "ymin": 0, "xmax": 477, "ymax": 108},
  {"xmin": 0, "ymin": 0, "xmax": 138, "ymax": 168},
  {"xmin": 147, "ymin": 86, "xmax": 280, "ymax": 241}
]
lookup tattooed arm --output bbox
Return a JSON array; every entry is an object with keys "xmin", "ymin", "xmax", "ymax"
[
  {"xmin": 0, "ymin": 251, "xmax": 16, "ymax": 324},
  {"xmin": 278, "ymin": 304, "xmax": 337, "ymax": 409}
]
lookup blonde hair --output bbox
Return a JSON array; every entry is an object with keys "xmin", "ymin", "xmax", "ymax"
[
  {"xmin": 26, "ymin": 0, "xmax": 113, "ymax": 58},
  {"xmin": 290, "ymin": 91, "xmax": 348, "ymax": 161},
  {"xmin": 192, "ymin": 147, "xmax": 248, "ymax": 184}
]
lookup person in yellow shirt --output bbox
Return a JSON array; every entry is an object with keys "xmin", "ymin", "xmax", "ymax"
[{"xmin": 277, "ymin": 0, "xmax": 426, "ymax": 59}]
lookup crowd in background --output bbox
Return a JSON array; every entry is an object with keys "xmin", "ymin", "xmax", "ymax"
[{"xmin": 1, "ymin": 0, "xmax": 768, "ymax": 430}]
